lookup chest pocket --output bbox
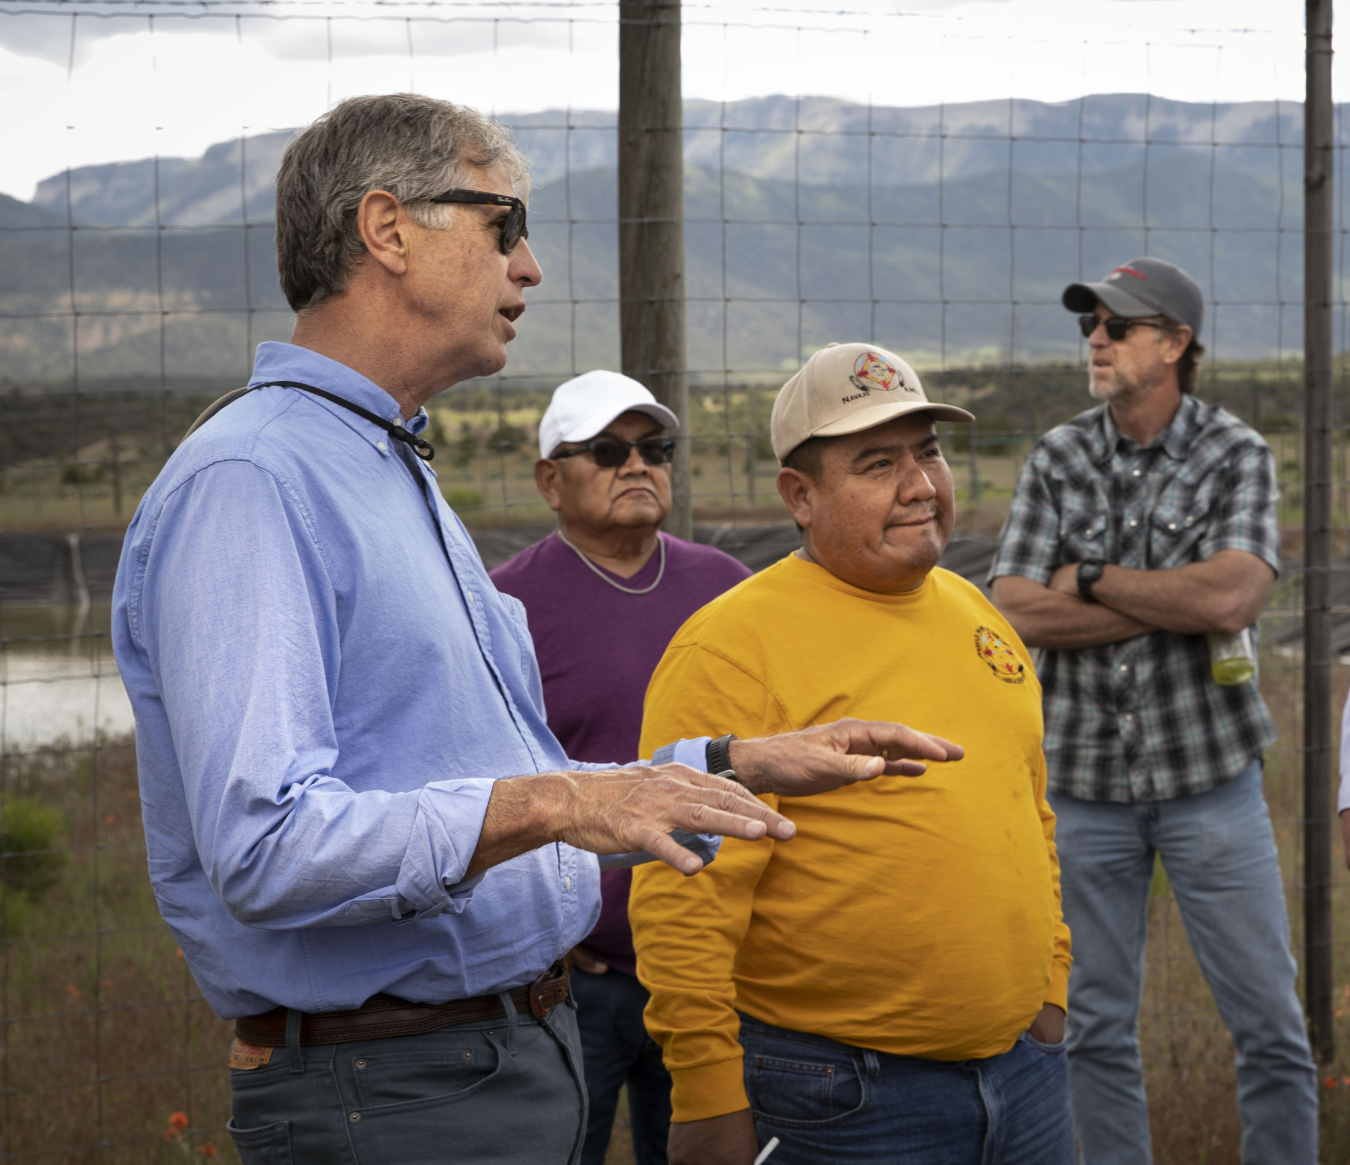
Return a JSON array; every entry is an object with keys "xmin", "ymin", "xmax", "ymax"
[
  {"xmin": 1148, "ymin": 482, "xmax": 1219, "ymax": 569},
  {"xmin": 1058, "ymin": 504, "xmax": 1109, "ymax": 563}
]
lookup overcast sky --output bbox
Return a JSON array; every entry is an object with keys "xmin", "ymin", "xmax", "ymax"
[{"xmin": 0, "ymin": 0, "xmax": 1312, "ymax": 202}]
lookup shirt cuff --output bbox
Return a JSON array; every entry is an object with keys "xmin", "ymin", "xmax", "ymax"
[
  {"xmin": 652, "ymin": 736, "xmax": 712, "ymax": 770},
  {"xmin": 597, "ymin": 830, "xmax": 720, "ymax": 872},
  {"xmin": 394, "ymin": 778, "xmax": 496, "ymax": 918},
  {"xmin": 599, "ymin": 738, "xmax": 719, "ymax": 872},
  {"xmin": 669, "ymin": 1056, "xmax": 750, "ymax": 1123}
]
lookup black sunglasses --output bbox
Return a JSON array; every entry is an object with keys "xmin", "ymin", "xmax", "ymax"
[
  {"xmin": 552, "ymin": 437, "xmax": 677, "ymax": 469},
  {"xmin": 426, "ymin": 188, "xmax": 529, "ymax": 254},
  {"xmin": 1078, "ymin": 314, "xmax": 1165, "ymax": 342}
]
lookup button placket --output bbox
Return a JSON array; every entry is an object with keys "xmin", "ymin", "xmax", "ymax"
[{"xmin": 440, "ymin": 528, "xmax": 548, "ymax": 770}]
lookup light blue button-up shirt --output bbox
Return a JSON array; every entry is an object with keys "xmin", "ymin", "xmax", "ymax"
[{"xmin": 112, "ymin": 342, "xmax": 710, "ymax": 1019}]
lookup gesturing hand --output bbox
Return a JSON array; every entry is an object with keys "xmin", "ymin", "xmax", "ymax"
[
  {"xmin": 729, "ymin": 717, "xmax": 963, "ymax": 797},
  {"xmin": 466, "ymin": 720, "xmax": 960, "ymax": 879},
  {"xmin": 466, "ymin": 763, "xmax": 800, "ymax": 879},
  {"xmin": 554, "ymin": 764, "xmax": 796, "ymax": 875}
]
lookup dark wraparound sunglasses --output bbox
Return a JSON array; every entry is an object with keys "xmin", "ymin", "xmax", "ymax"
[
  {"xmin": 552, "ymin": 437, "xmax": 677, "ymax": 468},
  {"xmin": 427, "ymin": 188, "xmax": 529, "ymax": 253},
  {"xmin": 1078, "ymin": 314, "xmax": 1166, "ymax": 342}
]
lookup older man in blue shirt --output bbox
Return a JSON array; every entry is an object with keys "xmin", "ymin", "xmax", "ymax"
[{"xmin": 113, "ymin": 95, "xmax": 960, "ymax": 1164}]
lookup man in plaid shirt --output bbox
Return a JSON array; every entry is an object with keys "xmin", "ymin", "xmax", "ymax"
[{"xmin": 990, "ymin": 257, "xmax": 1317, "ymax": 1165}]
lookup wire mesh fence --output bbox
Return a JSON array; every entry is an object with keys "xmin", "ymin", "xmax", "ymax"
[{"xmin": 0, "ymin": 0, "xmax": 1348, "ymax": 1161}]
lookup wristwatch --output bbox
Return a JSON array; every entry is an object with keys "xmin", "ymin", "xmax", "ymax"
[
  {"xmin": 1077, "ymin": 559, "xmax": 1105, "ymax": 603},
  {"xmin": 706, "ymin": 734, "xmax": 739, "ymax": 784}
]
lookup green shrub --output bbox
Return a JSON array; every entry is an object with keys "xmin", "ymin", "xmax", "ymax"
[
  {"xmin": 1, "ymin": 797, "xmax": 67, "ymax": 934},
  {"xmin": 61, "ymin": 463, "xmax": 104, "ymax": 486},
  {"xmin": 487, "ymin": 422, "xmax": 527, "ymax": 454},
  {"xmin": 453, "ymin": 432, "xmax": 478, "ymax": 468}
]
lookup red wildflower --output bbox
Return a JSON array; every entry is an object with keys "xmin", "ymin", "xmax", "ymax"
[{"xmin": 169, "ymin": 1112, "xmax": 190, "ymax": 1129}]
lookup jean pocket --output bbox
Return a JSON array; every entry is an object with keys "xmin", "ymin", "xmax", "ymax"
[
  {"xmin": 227, "ymin": 1119, "xmax": 292, "ymax": 1165},
  {"xmin": 748, "ymin": 1052, "xmax": 868, "ymax": 1129},
  {"xmin": 350, "ymin": 1033, "xmax": 503, "ymax": 1113},
  {"xmin": 1021, "ymin": 1030, "xmax": 1067, "ymax": 1054}
]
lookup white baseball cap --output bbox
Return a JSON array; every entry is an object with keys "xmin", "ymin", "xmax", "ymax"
[
  {"xmin": 770, "ymin": 342, "xmax": 974, "ymax": 462},
  {"xmin": 538, "ymin": 370, "xmax": 680, "ymax": 459}
]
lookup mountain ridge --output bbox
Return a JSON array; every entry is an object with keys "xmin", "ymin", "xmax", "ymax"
[
  {"xmin": 0, "ymin": 93, "xmax": 1327, "ymax": 388},
  {"xmin": 18, "ymin": 93, "xmax": 1313, "ymax": 228}
]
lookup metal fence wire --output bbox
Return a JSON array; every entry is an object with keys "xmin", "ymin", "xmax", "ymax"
[{"xmin": 0, "ymin": 1, "xmax": 1347, "ymax": 1161}]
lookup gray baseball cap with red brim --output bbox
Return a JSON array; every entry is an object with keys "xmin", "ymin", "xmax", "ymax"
[{"xmin": 1062, "ymin": 256, "xmax": 1204, "ymax": 338}]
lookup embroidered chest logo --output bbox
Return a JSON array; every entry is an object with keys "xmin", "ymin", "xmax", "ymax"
[
  {"xmin": 842, "ymin": 352, "xmax": 918, "ymax": 403},
  {"xmin": 974, "ymin": 626, "xmax": 1027, "ymax": 684}
]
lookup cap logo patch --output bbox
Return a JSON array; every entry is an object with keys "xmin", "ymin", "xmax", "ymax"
[
  {"xmin": 1110, "ymin": 265, "xmax": 1146, "ymax": 280},
  {"xmin": 843, "ymin": 352, "xmax": 915, "ymax": 403},
  {"xmin": 974, "ymin": 626, "xmax": 1027, "ymax": 684}
]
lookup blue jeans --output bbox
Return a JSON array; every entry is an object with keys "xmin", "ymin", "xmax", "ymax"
[
  {"xmin": 227, "ymin": 996, "xmax": 587, "ymax": 1164},
  {"xmin": 738, "ymin": 1013, "xmax": 1074, "ymax": 1164},
  {"xmin": 571, "ymin": 968, "xmax": 671, "ymax": 1165},
  {"xmin": 1051, "ymin": 760, "xmax": 1318, "ymax": 1165}
]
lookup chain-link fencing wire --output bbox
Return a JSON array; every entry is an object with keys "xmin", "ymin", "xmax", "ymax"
[{"xmin": 0, "ymin": 1, "xmax": 1346, "ymax": 1160}]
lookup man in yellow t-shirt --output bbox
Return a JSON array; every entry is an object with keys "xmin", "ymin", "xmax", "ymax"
[{"xmin": 630, "ymin": 342, "xmax": 1074, "ymax": 1165}]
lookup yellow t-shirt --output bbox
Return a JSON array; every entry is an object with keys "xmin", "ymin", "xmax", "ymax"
[{"xmin": 630, "ymin": 554, "xmax": 1072, "ymax": 1122}]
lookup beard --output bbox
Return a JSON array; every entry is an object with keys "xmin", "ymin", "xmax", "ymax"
[
  {"xmin": 1085, "ymin": 369, "xmax": 1128, "ymax": 404},
  {"xmin": 1088, "ymin": 363, "xmax": 1151, "ymax": 406}
]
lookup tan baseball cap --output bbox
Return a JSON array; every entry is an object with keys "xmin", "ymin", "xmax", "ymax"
[{"xmin": 769, "ymin": 342, "xmax": 975, "ymax": 463}]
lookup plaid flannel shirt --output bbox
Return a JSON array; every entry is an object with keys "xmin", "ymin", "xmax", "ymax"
[{"xmin": 989, "ymin": 395, "xmax": 1280, "ymax": 803}]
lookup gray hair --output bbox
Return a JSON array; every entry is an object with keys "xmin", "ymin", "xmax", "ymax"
[{"xmin": 275, "ymin": 94, "xmax": 531, "ymax": 311}]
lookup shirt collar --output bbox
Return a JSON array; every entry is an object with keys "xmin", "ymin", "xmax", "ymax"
[
  {"xmin": 1094, "ymin": 394, "xmax": 1200, "ymax": 464},
  {"xmin": 249, "ymin": 342, "xmax": 430, "ymax": 453}
]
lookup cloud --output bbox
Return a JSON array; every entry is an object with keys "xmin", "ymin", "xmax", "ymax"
[
  {"xmin": 0, "ymin": 0, "xmax": 1308, "ymax": 203},
  {"xmin": 0, "ymin": 9, "xmax": 149, "ymax": 69}
]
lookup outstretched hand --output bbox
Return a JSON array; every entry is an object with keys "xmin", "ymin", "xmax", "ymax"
[
  {"xmin": 729, "ymin": 717, "xmax": 963, "ymax": 797},
  {"xmin": 465, "ymin": 719, "xmax": 960, "ymax": 879},
  {"xmin": 555, "ymin": 764, "xmax": 796, "ymax": 874},
  {"xmin": 466, "ymin": 763, "xmax": 796, "ymax": 879}
]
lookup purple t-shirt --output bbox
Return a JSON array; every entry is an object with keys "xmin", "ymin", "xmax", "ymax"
[{"xmin": 490, "ymin": 531, "xmax": 751, "ymax": 976}]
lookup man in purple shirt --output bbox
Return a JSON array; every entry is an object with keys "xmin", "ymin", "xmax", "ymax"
[{"xmin": 492, "ymin": 370, "xmax": 751, "ymax": 1165}]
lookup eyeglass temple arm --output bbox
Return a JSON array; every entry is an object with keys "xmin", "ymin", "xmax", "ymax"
[{"xmin": 427, "ymin": 190, "xmax": 520, "ymax": 207}]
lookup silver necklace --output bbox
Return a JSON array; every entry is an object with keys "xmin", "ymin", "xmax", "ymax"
[{"xmin": 556, "ymin": 529, "xmax": 666, "ymax": 595}]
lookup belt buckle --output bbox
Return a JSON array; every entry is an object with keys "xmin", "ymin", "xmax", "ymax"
[{"xmin": 527, "ymin": 963, "xmax": 566, "ymax": 1020}]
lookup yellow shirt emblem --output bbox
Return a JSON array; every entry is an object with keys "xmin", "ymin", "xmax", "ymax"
[{"xmin": 975, "ymin": 626, "xmax": 1027, "ymax": 684}]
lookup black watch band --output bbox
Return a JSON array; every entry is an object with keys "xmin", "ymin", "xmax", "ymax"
[
  {"xmin": 1077, "ymin": 559, "xmax": 1105, "ymax": 603},
  {"xmin": 706, "ymin": 734, "xmax": 739, "ymax": 783}
]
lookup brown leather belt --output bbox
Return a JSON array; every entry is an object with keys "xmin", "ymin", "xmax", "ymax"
[{"xmin": 235, "ymin": 963, "xmax": 570, "ymax": 1048}]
